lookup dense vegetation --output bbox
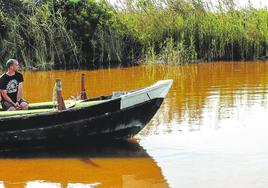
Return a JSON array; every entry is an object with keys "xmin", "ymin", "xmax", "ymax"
[{"xmin": 0, "ymin": 0, "xmax": 268, "ymax": 69}]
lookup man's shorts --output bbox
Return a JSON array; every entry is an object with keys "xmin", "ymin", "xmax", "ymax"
[{"xmin": 1, "ymin": 99, "xmax": 28, "ymax": 111}]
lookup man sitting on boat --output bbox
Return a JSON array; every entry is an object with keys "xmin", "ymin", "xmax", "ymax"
[{"xmin": 0, "ymin": 59, "xmax": 28, "ymax": 111}]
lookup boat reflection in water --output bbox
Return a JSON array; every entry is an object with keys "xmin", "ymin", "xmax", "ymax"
[
  {"xmin": 0, "ymin": 139, "xmax": 168, "ymax": 188},
  {"xmin": 14, "ymin": 62, "xmax": 268, "ymax": 187}
]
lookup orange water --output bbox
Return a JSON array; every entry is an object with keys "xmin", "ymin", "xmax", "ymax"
[{"xmin": 1, "ymin": 61, "xmax": 268, "ymax": 187}]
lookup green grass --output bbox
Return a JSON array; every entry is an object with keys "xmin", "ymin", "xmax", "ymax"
[
  {"xmin": 114, "ymin": 0, "xmax": 268, "ymax": 63},
  {"xmin": 1, "ymin": 0, "xmax": 268, "ymax": 69}
]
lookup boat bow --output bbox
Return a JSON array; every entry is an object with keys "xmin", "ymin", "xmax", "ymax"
[{"xmin": 119, "ymin": 80, "xmax": 173, "ymax": 109}]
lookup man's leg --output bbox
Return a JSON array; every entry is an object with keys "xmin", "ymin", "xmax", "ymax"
[
  {"xmin": 7, "ymin": 106, "xmax": 16, "ymax": 111},
  {"xmin": 19, "ymin": 99, "xmax": 29, "ymax": 110},
  {"xmin": 1, "ymin": 101, "xmax": 16, "ymax": 111}
]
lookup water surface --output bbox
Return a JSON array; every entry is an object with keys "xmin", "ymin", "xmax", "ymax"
[{"xmin": 2, "ymin": 61, "xmax": 268, "ymax": 187}]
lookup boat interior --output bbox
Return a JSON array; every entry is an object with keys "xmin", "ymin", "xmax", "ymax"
[
  {"xmin": 0, "ymin": 74, "xmax": 141, "ymax": 117},
  {"xmin": 0, "ymin": 96, "xmax": 112, "ymax": 117}
]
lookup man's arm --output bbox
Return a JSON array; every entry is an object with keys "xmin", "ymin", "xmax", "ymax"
[
  {"xmin": 1, "ymin": 90, "xmax": 17, "ymax": 106},
  {"xmin": 17, "ymin": 82, "xmax": 23, "ymax": 102}
]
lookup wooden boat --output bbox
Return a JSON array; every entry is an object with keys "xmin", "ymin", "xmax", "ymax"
[{"xmin": 0, "ymin": 80, "xmax": 173, "ymax": 148}]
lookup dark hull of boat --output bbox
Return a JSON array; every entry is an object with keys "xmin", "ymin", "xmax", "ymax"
[{"xmin": 0, "ymin": 97, "xmax": 163, "ymax": 149}]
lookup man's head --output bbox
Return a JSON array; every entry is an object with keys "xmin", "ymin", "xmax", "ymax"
[{"xmin": 6, "ymin": 59, "xmax": 19, "ymax": 72}]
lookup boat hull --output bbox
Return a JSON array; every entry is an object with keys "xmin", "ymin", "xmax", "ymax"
[
  {"xmin": 0, "ymin": 98, "xmax": 163, "ymax": 148},
  {"xmin": 0, "ymin": 79, "xmax": 173, "ymax": 149}
]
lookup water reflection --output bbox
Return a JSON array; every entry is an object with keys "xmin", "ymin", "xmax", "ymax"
[
  {"xmin": 138, "ymin": 61, "xmax": 268, "ymax": 135},
  {"xmin": 21, "ymin": 62, "xmax": 268, "ymax": 135},
  {"xmin": 0, "ymin": 140, "xmax": 168, "ymax": 188},
  {"xmin": 25, "ymin": 180, "xmax": 100, "ymax": 188},
  {"xmin": 138, "ymin": 62, "xmax": 268, "ymax": 187},
  {"xmin": 5, "ymin": 61, "xmax": 268, "ymax": 187}
]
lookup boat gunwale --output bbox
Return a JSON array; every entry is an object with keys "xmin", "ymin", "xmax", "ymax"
[
  {"xmin": 0, "ymin": 80, "xmax": 172, "ymax": 120},
  {"xmin": 0, "ymin": 98, "xmax": 112, "ymax": 120},
  {"xmin": 4, "ymin": 98, "xmax": 152, "ymax": 134}
]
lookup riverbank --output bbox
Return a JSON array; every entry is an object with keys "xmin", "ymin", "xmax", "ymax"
[{"xmin": 1, "ymin": 0, "xmax": 268, "ymax": 70}]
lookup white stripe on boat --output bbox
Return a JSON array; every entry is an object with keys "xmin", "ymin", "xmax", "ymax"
[{"xmin": 118, "ymin": 80, "xmax": 173, "ymax": 110}]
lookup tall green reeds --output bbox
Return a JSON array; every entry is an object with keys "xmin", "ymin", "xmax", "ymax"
[
  {"xmin": 0, "ymin": 0, "xmax": 129, "ymax": 70},
  {"xmin": 0, "ymin": 0, "xmax": 79, "ymax": 69},
  {"xmin": 114, "ymin": 0, "xmax": 268, "ymax": 64},
  {"xmin": 1, "ymin": 0, "xmax": 268, "ymax": 69}
]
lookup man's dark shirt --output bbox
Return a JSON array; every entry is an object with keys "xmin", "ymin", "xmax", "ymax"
[{"xmin": 0, "ymin": 72, "xmax": 24, "ymax": 103}]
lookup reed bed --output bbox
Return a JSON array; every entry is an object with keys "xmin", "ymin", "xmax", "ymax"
[
  {"xmin": 0, "ymin": 0, "xmax": 267, "ymax": 69},
  {"xmin": 115, "ymin": 0, "xmax": 268, "ymax": 64}
]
